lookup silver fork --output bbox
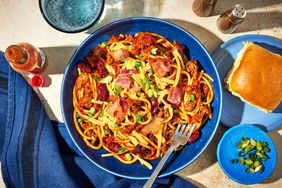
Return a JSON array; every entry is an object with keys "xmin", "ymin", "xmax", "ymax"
[{"xmin": 143, "ymin": 123, "xmax": 196, "ymax": 188}]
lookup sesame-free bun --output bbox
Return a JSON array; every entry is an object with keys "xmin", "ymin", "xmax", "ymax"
[{"xmin": 225, "ymin": 42, "xmax": 282, "ymax": 113}]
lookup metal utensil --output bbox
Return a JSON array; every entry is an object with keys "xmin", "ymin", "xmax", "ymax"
[{"xmin": 143, "ymin": 123, "xmax": 196, "ymax": 188}]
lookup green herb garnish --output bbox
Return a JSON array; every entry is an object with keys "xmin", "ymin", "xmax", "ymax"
[
  {"xmin": 118, "ymin": 147, "xmax": 126, "ymax": 153},
  {"xmin": 190, "ymin": 94, "xmax": 195, "ymax": 101},
  {"xmin": 231, "ymin": 137, "xmax": 271, "ymax": 174},
  {"xmin": 77, "ymin": 118, "xmax": 83, "ymax": 124},
  {"xmin": 173, "ymin": 109, "xmax": 179, "ymax": 113},
  {"xmin": 154, "ymin": 85, "xmax": 159, "ymax": 92},
  {"xmin": 135, "ymin": 61, "xmax": 142, "ymax": 68},
  {"xmin": 125, "ymin": 153, "xmax": 132, "ymax": 160},
  {"xmin": 115, "ymin": 86, "xmax": 120, "ymax": 95},
  {"xmin": 100, "ymin": 41, "xmax": 107, "ymax": 48},
  {"xmin": 135, "ymin": 54, "xmax": 143, "ymax": 59},
  {"xmin": 89, "ymin": 107, "xmax": 95, "ymax": 114},
  {"xmin": 148, "ymin": 71, "xmax": 154, "ymax": 78},
  {"xmin": 136, "ymin": 115, "xmax": 143, "ymax": 122}
]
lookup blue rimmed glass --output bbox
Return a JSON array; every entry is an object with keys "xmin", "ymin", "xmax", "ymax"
[{"xmin": 39, "ymin": 0, "xmax": 105, "ymax": 33}]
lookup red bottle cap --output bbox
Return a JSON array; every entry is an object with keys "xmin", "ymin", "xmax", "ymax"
[{"xmin": 31, "ymin": 75, "xmax": 45, "ymax": 87}]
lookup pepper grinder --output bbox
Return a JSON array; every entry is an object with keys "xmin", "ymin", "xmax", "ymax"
[
  {"xmin": 217, "ymin": 4, "xmax": 247, "ymax": 34},
  {"xmin": 192, "ymin": 0, "xmax": 217, "ymax": 17}
]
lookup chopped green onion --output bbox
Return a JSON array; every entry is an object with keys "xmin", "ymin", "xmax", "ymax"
[
  {"xmin": 150, "ymin": 48, "xmax": 158, "ymax": 55},
  {"xmin": 144, "ymin": 83, "xmax": 150, "ymax": 91},
  {"xmin": 190, "ymin": 94, "xmax": 195, "ymax": 101},
  {"xmin": 232, "ymin": 137, "xmax": 271, "ymax": 174},
  {"xmin": 135, "ymin": 54, "xmax": 143, "ymax": 59},
  {"xmin": 115, "ymin": 86, "xmax": 120, "ymax": 95},
  {"xmin": 231, "ymin": 159, "xmax": 239, "ymax": 163},
  {"xmin": 125, "ymin": 153, "xmax": 132, "ymax": 160},
  {"xmin": 239, "ymin": 158, "xmax": 245, "ymax": 164},
  {"xmin": 87, "ymin": 113, "xmax": 93, "ymax": 117},
  {"xmin": 118, "ymin": 147, "xmax": 126, "ymax": 153},
  {"xmin": 93, "ymin": 76, "xmax": 100, "ymax": 81},
  {"xmin": 142, "ymin": 78, "xmax": 152, "ymax": 85},
  {"xmin": 250, "ymin": 168, "xmax": 255, "ymax": 173},
  {"xmin": 154, "ymin": 85, "xmax": 159, "ymax": 92},
  {"xmin": 253, "ymin": 160, "xmax": 261, "ymax": 168},
  {"xmin": 135, "ymin": 61, "xmax": 142, "ymax": 68},
  {"xmin": 245, "ymin": 159, "xmax": 253, "ymax": 165},
  {"xmin": 136, "ymin": 115, "xmax": 142, "ymax": 122},
  {"xmin": 147, "ymin": 89, "xmax": 153, "ymax": 98},
  {"xmin": 104, "ymin": 129, "xmax": 110, "ymax": 135},
  {"xmin": 173, "ymin": 109, "xmax": 179, "ymax": 113},
  {"xmin": 256, "ymin": 141, "xmax": 263, "ymax": 151},
  {"xmin": 148, "ymin": 71, "xmax": 154, "ymax": 78},
  {"xmin": 113, "ymin": 123, "xmax": 118, "ymax": 128},
  {"xmin": 89, "ymin": 107, "xmax": 95, "ymax": 114},
  {"xmin": 250, "ymin": 139, "xmax": 256, "ymax": 146},
  {"xmin": 241, "ymin": 140, "xmax": 250, "ymax": 148},
  {"xmin": 77, "ymin": 118, "xmax": 83, "ymax": 124},
  {"xmin": 100, "ymin": 41, "xmax": 107, "ymax": 48}
]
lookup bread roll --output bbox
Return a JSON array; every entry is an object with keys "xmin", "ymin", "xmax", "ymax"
[{"xmin": 225, "ymin": 42, "xmax": 282, "ymax": 113}]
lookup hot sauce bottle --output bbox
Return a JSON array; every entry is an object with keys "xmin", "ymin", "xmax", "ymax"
[{"xmin": 5, "ymin": 43, "xmax": 46, "ymax": 74}]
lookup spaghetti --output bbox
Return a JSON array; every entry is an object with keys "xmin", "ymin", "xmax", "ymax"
[{"xmin": 73, "ymin": 32, "xmax": 214, "ymax": 169}]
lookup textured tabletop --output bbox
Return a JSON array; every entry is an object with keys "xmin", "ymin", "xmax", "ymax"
[{"xmin": 0, "ymin": 0, "xmax": 281, "ymax": 187}]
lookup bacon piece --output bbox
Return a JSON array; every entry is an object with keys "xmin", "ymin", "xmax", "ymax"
[
  {"xmin": 167, "ymin": 87, "xmax": 184, "ymax": 104},
  {"xmin": 97, "ymin": 83, "xmax": 109, "ymax": 101},
  {"xmin": 151, "ymin": 59, "xmax": 171, "ymax": 77},
  {"xmin": 78, "ymin": 61, "xmax": 92, "ymax": 73},
  {"xmin": 111, "ymin": 49, "xmax": 129, "ymax": 62},
  {"xmin": 173, "ymin": 40, "xmax": 185, "ymax": 55},
  {"xmin": 116, "ymin": 76, "xmax": 131, "ymax": 89},
  {"xmin": 96, "ymin": 61, "xmax": 108, "ymax": 77},
  {"xmin": 129, "ymin": 82, "xmax": 139, "ymax": 92},
  {"xmin": 111, "ymin": 62, "xmax": 121, "ymax": 75},
  {"xmin": 108, "ymin": 142, "xmax": 121, "ymax": 153},
  {"xmin": 120, "ymin": 69, "xmax": 137, "ymax": 75},
  {"xmin": 106, "ymin": 96, "xmax": 131, "ymax": 123},
  {"xmin": 141, "ymin": 117, "xmax": 163, "ymax": 135}
]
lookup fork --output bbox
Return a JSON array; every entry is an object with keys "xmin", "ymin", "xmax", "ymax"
[{"xmin": 143, "ymin": 123, "xmax": 196, "ymax": 188}]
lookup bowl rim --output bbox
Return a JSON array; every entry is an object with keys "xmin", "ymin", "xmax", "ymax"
[
  {"xmin": 38, "ymin": 0, "xmax": 105, "ymax": 33},
  {"xmin": 61, "ymin": 17, "xmax": 223, "ymax": 179},
  {"xmin": 216, "ymin": 124, "xmax": 277, "ymax": 184}
]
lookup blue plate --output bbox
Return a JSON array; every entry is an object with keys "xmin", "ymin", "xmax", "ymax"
[
  {"xmin": 61, "ymin": 17, "xmax": 222, "ymax": 179},
  {"xmin": 217, "ymin": 124, "xmax": 277, "ymax": 184},
  {"xmin": 212, "ymin": 35, "xmax": 282, "ymax": 131}
]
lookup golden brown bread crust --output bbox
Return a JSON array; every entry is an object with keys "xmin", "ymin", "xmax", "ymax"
[{"xmin": 225, "ymin": 42, "xmax": 282, "ymax": 113}]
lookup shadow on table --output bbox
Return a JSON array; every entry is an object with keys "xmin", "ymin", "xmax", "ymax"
[
  {"xmin": 166, "ymin": 19, "xmax": 223, "ymax": 54},
  {"xmin": 212, "ymin": 0, "xmax": 281, "ymax": 16},
  {"xmin": 262, "ymin": 126, "xmax": 282, "ymax": 184},
  {"xmin": 86, "ymin": 0, "xmax": 163, "ymax": 34},
  {"xmin": 233, "ymin": 11, "xmax": 282, "ymax": 33},
  {"xmin": 41, "ymin": 46, "xmax": 77, "ymax": 75}
]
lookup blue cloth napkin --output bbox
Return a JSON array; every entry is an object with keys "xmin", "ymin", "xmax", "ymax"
[{"xmin": 0, "ymin": 52, "xmax": 196, "ymax": 188}]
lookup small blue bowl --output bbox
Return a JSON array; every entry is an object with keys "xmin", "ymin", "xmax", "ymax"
[
  {"xmin": 61, "ymin": 17, "xmax": 222, "ymax": 179},
  {"xmin": 217, "ymin": 124, "xmax": 277, "ymax": 184},
  {"xmin": 39, "ymin": 0, "xmax": 105, "ymax": 33}
]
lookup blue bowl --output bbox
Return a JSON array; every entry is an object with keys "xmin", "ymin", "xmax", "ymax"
[
  {"xmin": 39, "ymin": 0, "xmax": 105, "ymax": 33},
  {"xmin": 217, "ymin": 124, "xmax": 277, "ymax": 184},
  {"xmin": 61, "ymin": 17, "xmax": 222, "ymax": 179}
]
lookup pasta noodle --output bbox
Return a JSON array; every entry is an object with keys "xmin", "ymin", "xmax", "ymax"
[{"xmin": 73, "ymin": 32, "xmax": 214, "ymax": 169}]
